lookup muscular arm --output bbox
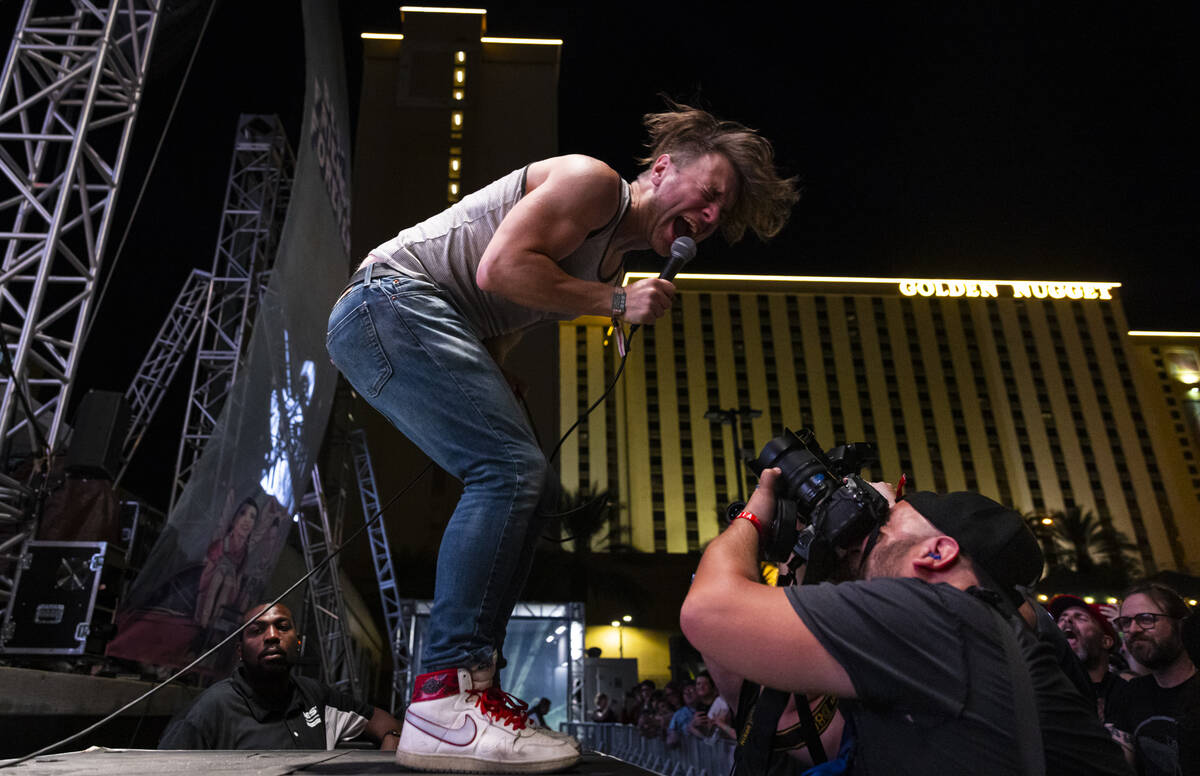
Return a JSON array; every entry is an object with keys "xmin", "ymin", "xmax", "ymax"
[
  {"xmin": 475, "ymin": 155, "xmax": 673, "ymax": 324},
  {"xmin": 680, "ymin": 469, "xmax": 856, "ymax": 700}
]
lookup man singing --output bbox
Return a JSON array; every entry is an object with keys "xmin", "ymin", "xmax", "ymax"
[{"xmin": 326, "ymin": 101, "xmax": 797, "ymax": 773}]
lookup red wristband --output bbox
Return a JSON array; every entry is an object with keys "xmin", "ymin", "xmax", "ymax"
[{"xmin": 735, "ymin": 510, "xmax": 764, "ymax": 540}]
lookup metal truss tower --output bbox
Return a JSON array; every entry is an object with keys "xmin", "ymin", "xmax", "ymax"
[
  {"xmin": 170, "ymin": 114, "xmax": 291, "ymax": 514},
  {"xmin": 0, "ymin": 0, "xmax": 161, "ymax": 523},
  {"xmin": 347, "ymin": 428, "xmax": 408, "ymax": 708},
  {"xmin": 117, "ymin": 267, "xmax": 209, "ymax": 483},
  {"xmin": 296, "ymin": 464, "xmax": 360, "ymax": 696}
]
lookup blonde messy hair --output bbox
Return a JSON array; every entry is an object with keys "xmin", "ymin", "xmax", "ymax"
[{"xmin": 637, "ymin": 99, "xmax": 799, "ymax": 244}]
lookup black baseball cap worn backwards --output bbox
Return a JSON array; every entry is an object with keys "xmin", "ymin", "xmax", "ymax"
[{"xmin": 900, "ymin": 491, "xmax": 1044, "ymax": 593}]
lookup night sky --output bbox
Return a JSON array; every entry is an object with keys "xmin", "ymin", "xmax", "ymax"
[
  {"xmin": 351, "ymin": 1, "xmax": 1197, "ymax": 330},
  {"xmin": 3, "ymin": 1, "xmax": 1197, "ymax": 503},
  {"xmin": 372, "ymin": 2, "xmax": 1189, "ymax": 330}
]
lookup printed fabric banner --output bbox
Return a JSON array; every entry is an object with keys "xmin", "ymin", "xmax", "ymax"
[{"xmin": 106, "ymin": 0, "xmax": 351, "ymax": 671}]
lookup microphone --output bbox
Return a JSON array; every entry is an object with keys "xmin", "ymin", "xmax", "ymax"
[
  {"xmin": 660, "ymin": 236, "xmax": 697, "ymax": 282},
  {"xmin": 629, "ymin": 237, "xmax": 696, "ymax": 334}
]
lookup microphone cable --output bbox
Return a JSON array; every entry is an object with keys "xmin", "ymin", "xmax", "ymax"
[
  {"xmin": 0, "ymin": 459, "xmax": 435, "ymax": 768},
  {"xmin": 539, "ymin": 237, "xmax": 694, "ymax": 536},
  {"xmin": 547, "ymin": 343, "xmax": 629, "ymax": 468},
  {"xmin": 545, "ymin": 234, "xmax": 694, "ymax": 471},
  {"xmin": 538, "ymin": 326, "xmax": 633, "ymax": 544}
]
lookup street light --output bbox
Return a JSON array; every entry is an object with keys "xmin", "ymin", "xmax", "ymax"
[
  {"xmin": 706, "ymin": 406, "xmax": 762, "ymax": 502},
  {"xmin": 611, "ymin": 615, "xmax": 632, "ymax": 658}
]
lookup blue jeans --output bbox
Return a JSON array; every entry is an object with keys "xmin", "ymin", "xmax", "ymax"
[{"xmin": 326, "ymin": 271, "xmax": 547, "ymax": 671}]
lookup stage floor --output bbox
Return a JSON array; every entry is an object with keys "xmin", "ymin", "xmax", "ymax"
[{"xmin": 0, "ymin": 749, "xmax": 652, "ymax": 776}]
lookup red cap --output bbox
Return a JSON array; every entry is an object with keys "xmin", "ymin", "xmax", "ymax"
[{"xmin": 1047, "ymin": 594, "xmax": 1118, "ymax": 644}]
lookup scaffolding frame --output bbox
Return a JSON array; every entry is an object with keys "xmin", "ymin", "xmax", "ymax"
[
  {"xmin": 347, "ymin": 428, "xmax": 408, "ymax": 708},
  {"xmin": 116, "ymin": 267, "xmax": 209, "ymax": 484},
  {"xmin": 296, "ymin": 464, "xmax": 360, "ymax": 696},
  {"xmin": 0, "ymin": 0, "xmax": 161, "ymax": 523},
  {"xmin": 170, "ymin": 114, "xmax": 291, "ymax": 514}
]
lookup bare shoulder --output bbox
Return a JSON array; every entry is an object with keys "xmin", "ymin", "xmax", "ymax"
[
  {"xmin": 527, "ymin": 155, "xmax": 618, "ymax": 200},
  {"xmin": 518, "ymin": 156, "xmax": 622, "ymax": 233},
  {"xmin": 526, "ymin": 154, "xmax": 618, "ymax": 191}
]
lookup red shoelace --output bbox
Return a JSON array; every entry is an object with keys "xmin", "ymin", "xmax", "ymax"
[{"xmin": 470, "ymin": 686, "xmax": 530, "ymax": 730}]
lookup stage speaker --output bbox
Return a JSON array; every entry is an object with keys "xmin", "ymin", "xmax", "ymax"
[{"xmin": 66, "ymin": 390, "xmax": 130, "ymax": 479}]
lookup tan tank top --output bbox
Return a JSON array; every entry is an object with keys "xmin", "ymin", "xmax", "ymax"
[{"xmin": 368, "ymin": 166, "xmax": 631, "ymax": 340}]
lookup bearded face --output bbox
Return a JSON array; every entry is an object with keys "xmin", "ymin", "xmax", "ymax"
[
  {"xmin": 1120, "ymin": 593, "xmax": 1186, "ymax": 671},
  {"xmin": 1056, "ymin": 607, "xmax": 1111, "ymax": 669}
]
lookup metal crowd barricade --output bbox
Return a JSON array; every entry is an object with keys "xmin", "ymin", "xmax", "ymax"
[{"xmin": 563, "ymin": 722, "xmax": 735, "ymax": 776}]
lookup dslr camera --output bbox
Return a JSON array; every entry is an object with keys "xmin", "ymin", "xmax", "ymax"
[{"xmin": 731, "ymin": 428, "xmax": 891, "ymax": 585}]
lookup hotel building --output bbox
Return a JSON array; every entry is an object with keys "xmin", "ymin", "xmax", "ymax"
[{"xmin": 558, "ymin": 275, "xmax": 1200, "ymax": 575}]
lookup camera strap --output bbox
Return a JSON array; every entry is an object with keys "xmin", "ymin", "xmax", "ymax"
[{"xmin": 732, "ymin": 681, "xmax": 828, "ymax": 774}]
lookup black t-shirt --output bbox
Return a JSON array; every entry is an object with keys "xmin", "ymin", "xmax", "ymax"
[
  {"xmin": 1109, "ymin": 671, "xmax": 1200, "ymax": 776},
  {"xmin": 158, "ymin": 666, "xmax": 374, "ymax": 749},
  {"xmin": 785, "ymin": 578, "xmax": 1130, "ymax": 776},
  {"xmin": 1095, "ymin": 670, "xmax": 1128, "ymax": 724}
]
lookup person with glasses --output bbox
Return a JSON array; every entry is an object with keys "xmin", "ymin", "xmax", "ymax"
[{"xmin": 1107, "ymin": 582, "xmax": 1199, "ymax": 776}]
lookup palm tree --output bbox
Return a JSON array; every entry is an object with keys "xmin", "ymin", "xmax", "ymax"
[
  {"xmin": 1094, "ymin": 522, "xmax": 1142, "ymax": 587},
  {"xmin": 533, "ymin": 484, "xmax": 629, "ymax": 603},
  {"xmin": 1049, "ymin": 507, "xmax": 1104, "ymax": 574},
  {"xmin": 1040, "ymin": 506, "xmax": 1141, "ymax": 590},
  {"xmin": 553, "ymin": 483, "xmax": 623, "ymax": 554},
  {"xmin": 1025, "ymin": 512, "xmax": 1060, "ymax": 572}
]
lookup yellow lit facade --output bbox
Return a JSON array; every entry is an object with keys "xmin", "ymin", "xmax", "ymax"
[
  {"xmin": 558, "ymin": 274, "xmax": 1200, "ymax": 575},
  {"xmin": 1124, "ymin": 331, "xmax": 1200, "ymax": 526},
  {"xmin": 584, "ymin": 624, "xmax": 673, "ymax": 688}
]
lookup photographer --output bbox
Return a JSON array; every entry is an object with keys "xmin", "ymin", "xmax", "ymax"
[{"xmin": 680, "ymin": 468, "xmax": 1129, "ymax": 774}]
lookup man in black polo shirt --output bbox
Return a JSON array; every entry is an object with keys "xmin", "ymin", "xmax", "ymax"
[{"xmin": 159, "ymin": 602, "xmax": 402, "ymax": 750}]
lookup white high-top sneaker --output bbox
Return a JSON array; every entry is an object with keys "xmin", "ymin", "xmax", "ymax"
[{"xmin": 395, "ymin": 667, "xmax": 581, "ymax": 773}]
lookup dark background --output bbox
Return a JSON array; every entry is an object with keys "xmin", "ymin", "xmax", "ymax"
[{"xmin": 3, "ymin": 0, "xmax": 1197, "ymax": 504}]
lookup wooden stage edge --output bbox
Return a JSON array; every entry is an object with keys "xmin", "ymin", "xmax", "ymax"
[{"xmin": 0, "ymin": 749, "xmax": 654, "ymax": 776}]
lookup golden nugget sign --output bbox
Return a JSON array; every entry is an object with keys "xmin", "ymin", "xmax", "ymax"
[{"xmin": 898, "ymin": 279, "xmax": 1117, "ymax": 300}]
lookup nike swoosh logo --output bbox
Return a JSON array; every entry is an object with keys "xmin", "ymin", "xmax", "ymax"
[{"xmin": 404, "ymin": 710, "xmax": 478, "ymax": 747}]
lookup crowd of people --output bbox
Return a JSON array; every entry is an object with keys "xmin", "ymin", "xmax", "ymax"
[
  {"xmin": 588, "ymin": 672, "xmax": 737, "ymax": 745},
  {"xmin": 1050, "ymin": 584, "xmax": 1199, "ymax": 775}
]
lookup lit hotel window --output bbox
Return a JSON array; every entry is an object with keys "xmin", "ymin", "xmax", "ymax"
[
  {"xmin": 454, "ymin": 67, "xmax": 466, "ymax": 85},
  {"xmin": 453, "ymin": 89, "xmax": 464, "ymax": 101},
  {"xmin": 455, "ymin": 50, "xmax": 465, "ymax": 63},
  {"xmin": 449, "ymin": 156, "xmax": 461, "ymax": 178},
  {"xmin": 451, "ymin": 111, "xmax": 463, "ymax": 129}
]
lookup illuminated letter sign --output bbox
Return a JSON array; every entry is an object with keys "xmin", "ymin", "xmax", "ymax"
[{"xmin": 900, "ymin": 279, "xmax": 1114, "ymax": 300}]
